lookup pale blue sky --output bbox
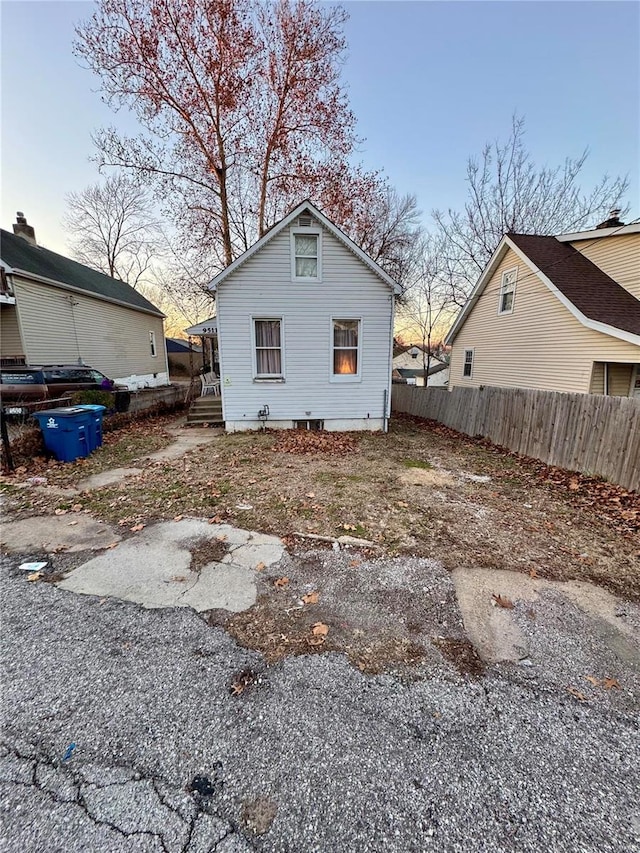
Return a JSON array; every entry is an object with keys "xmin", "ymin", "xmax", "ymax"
[{"xmin": 1, "ymin": 0, "xmax": 638, "ymax": 254}]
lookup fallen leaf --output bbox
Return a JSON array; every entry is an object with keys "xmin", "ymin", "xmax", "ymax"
[
  {"xmin": 342, "ymin": 523, "xmax": 356, "ymax": 531},
  {"xmin": 173, "ymin": 515, "xmax": 184, "ymax": 522},
  {"xmin": 302, "ymin": 591, "xmax": 319, "ymax": 605},
  {"xmin": 171, "ymin": 575, "xmax": 189, "ymax": 582},
  {"xmin": 568, "ymin": 480, "xmax": 580, "ymax": 491},
  {"xmin": 54, "ymin": 509, "xmax": 68, "ymax": 516},
  {"xmin": 105, "ymin": 542, "xmax": 119, "ymax": 550},
  {"xmin": 67, "ymin": 520, "xmax": 79, "ymax": 527},
  {"xmin": 397, "ymin": 501, "xmax": 409, "ymax": 508},
  {"xmin": 255, "ymin": 561, "xmax": 266, "ymax": 572},
  {"xmin": 305, "ymin": 492, "xmax": 315, "ymax": 499},
  {"xmin": 274, "ymin": 576, "xmax": 289, "ymax": 588},
  {"xmin": 130, "ymin": 523, "xmax": 145, "ymax": 532},
  {"xmin": 566, "ymin": 686, "xmax": 588, "ymax": 702},
  {"xmin": 216, "ymin": 534, "xmax": 227, "ymax": 542},
  {"xmin": 603, "ymin": 677, "xmax": 620, "ymax": 690},
  {"xmin": 529, "ymin": 568, "xmax": 538, "ymax": 579},
  {"xmin": 584, "ymin": 675, "xmax": 600, "ymax": 687},
  {"xmin": 209, "ymin": 516, "xmax": 223, "ymax": 524},
  {"xmin": 491, "ymin": 594, "xmax": 515, "ymax": 609},
  {"xmin": 71, "ymin": 504, "xmax": 83, "ymax": 512},
  {"xmin": 312, "ymin": 622, "xmax": 329, "ymax": 637},
  {"xmin": 348, "ymin": 559, "xmax": 361, "ymax": 568},
  {"xmin": 307, "ymin": 636, "xmax": 325, "ymax": 646},
  {"xmin": 27, "ymin": 572, "xmax": 43, "ymax": 582}
]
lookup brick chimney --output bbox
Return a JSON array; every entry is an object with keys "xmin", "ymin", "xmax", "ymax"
[
  {"xmin": 12, "ymin": 212, "xmax": 36, "ymax": 245},
  {"xmin": 595, "ymin": 208, "xmax": 625, "ymax": 230}
]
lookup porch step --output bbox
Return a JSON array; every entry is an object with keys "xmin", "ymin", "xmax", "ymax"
[
  {"xmin": 186, "ymin": 394, "xmax": 223, "ymax": 426},
  {"xmin": 186, "ymin": 415, "xmax": 224, "ymax": 427}
]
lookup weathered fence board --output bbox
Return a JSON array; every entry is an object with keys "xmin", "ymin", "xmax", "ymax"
[{"xmin": 392, "ymin": 385, "xmax": 640, "ymax": 492}]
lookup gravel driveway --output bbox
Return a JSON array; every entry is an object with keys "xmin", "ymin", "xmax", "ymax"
[{"xmin": 1, "ymin": 552, "xmax": 639, "ymax": 853}]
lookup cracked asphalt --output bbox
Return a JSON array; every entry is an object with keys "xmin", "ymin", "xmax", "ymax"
[{"xmin": 1, "ymin": 553, "xmax": 639, "ymax": 853}]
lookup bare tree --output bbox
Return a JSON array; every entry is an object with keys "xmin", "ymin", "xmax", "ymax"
[
  {"xmin": 64, "ymin": 174, "xmax": 160, "ymax": 287},
  {"xmin": 433, "ymin": 115, "xmax": 629, "ymax": 305},
  {"xmin": 396, "ymin": 235, "xmax": 455, "ymax": 385}
]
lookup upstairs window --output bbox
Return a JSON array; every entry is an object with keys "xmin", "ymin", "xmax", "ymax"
[
  {"xmin": 499, "ymin": 268, "xmax": 517, "ymax": 314},
  {"xmin": 291, "ymin": 230, "xmax": 321, "ymax": 281},
  {"xmin": 254, "ymin": 319, "xmax": 283, "ymax": 378},
  {"xmin": 463, "ymin": 349, "xmax": 474, "ymax": 378},
  {"xmin": 332, "ymin": 319, "xmax": 361, "ymax": 380}
]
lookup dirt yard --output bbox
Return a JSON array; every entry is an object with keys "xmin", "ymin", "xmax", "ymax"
[{"xmin": 2, "ymin": 414, "xmax": 639, "ymax": 605}]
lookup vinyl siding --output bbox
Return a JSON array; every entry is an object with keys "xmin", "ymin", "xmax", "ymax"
[
  {"xmin": 217, "ymin": 219, "xmax": 393, "ymax": 424},
  {"xmin": 0, "ymin": 306, "xmax": 24, "ymax": 358},
  {"xmin": 569, "ymin": 233, "xmax": 640, "ymax": 299},
  {"xmin": 589, "ymin": 362, "xmax": 604, "ymax": 394},
  {"xmin": 449, "ymin": 248, "xmax": 640, "ymax": 394},
  {"xmin": 12, "ymin": 276, "xmax": 166, "ymax": 379}
]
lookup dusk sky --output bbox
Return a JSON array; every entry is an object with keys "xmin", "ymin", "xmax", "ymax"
[{"xmin": 1, "ymin": 0, "xmax": 638, "ymax": 255}]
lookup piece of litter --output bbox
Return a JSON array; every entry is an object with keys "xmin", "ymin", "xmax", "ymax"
[
  {"xmin": 235, "ymin": 504, "xmax": 254, "ymax": 511},
  {"xmin": 62, "ymin": 743, "xmax": 76, "ymax": 762},
  {"xmin": 26, "ymin": 477, "xmax": 47, "ymax": 486},
  {"xmin": 19, "ymin": 561, "xmax": 48, "ymax": 573}
]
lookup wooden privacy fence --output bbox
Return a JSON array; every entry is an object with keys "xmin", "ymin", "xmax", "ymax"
[{"xmin": 392, "ymin": 385, "xmax": 640, "ymax": 492}]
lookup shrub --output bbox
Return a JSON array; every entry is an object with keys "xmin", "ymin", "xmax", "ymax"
[{"xmin": 69, "ymin": 389, "xmax": 115, "ymax": 409}]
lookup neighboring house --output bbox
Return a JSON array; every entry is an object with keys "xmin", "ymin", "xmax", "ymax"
[
  {"xmin": 210, "ymin": 200, "xmax": 401, "ymax": 431},
  {"xmin": 166, "ymin": 337, "xmax": 202, "ymax": 376},
  {"xmin": 0, "ymin": 214, "xmax": 169, "ymax": 389},
  {"xmin": 445, "ymin": 217, "xmax": 640, "ymax": 397},
  {"xmin": 393, "ymin": 346, "xmax": 448, "ymax": 387}
]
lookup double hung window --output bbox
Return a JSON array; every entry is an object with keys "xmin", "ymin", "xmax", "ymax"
[{"xmin": 254, "ymin": 319, "xmax": 282, "ymax": 378}]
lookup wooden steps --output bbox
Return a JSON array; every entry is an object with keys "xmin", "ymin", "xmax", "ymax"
[{"xmin": 186, "ymin": 395, "xmax": 224, "ymax": 427}]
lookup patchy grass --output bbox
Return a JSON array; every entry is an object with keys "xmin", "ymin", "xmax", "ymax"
[
  {"xmin": 402, "ymin": 458, "xmax": 433, "ymax": 470},
  {"xmin": 3, "ymin": 413, "xmax": 639, "ymax": 600}
]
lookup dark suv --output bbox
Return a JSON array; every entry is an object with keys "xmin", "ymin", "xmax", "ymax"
[{"xmin": 0, "ymin": 364, "xmax": 131, "ymax": 415}]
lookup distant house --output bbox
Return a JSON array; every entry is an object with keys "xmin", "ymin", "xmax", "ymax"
[
  {"xmin": 166, "ymin": 337, "xmax": 202, "ymax": 376},
  {"xmin": 445, "ymin": 215, "xmax": 640, "ymax": 398},
  {"xmin": 1, "ymin": 214, "xmax": 169, "ymax": 389},
  {"xmin": 392, "ymin": 345, "xmax": 448, "ymax": 387},
  {"xmin": 209, "ymin": 200, "xmax": 401, "ymax": 431}
]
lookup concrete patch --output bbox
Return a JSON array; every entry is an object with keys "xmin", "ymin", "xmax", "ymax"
[
  {"xmin": 144, "ymin": 431, "xmax": 218, "ymax": 462},
  {"xmin": 452, "ymin": 566, "xmax": 640, "ymax": 664},
  {"xmin": 0, "ymin": 515, "xmax": 121, "ymax": 554},
  {"xmin": 76, "ymin": 467, "xmax": 143, "ymax": 491},
  {"xmin": 56, "ymin": 518, "xmax": 285, "ymax": 613}
]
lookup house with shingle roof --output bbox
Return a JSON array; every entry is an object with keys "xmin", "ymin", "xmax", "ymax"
[
  {"xmin": 0, "ymin": 214, "xmax": 169, "ymax": 389},
  {"xmin": 445, "ymin": 216, "xmax": 640, "ymax": 398}
]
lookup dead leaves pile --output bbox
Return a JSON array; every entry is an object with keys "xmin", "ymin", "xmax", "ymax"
[{"xmin": 272, "ymin": 430, "xmax": 359, "ymax": 455}]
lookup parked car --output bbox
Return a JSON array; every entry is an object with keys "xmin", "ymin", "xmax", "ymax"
[{"xmin": 0, "ymin": 364, "xmax": 131, "ymax": 416}]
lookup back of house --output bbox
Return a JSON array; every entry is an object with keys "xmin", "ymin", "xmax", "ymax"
[
  {"xmin": 212, "ymin": 201, "xmax": 400, "ymax": 431},
  {"xmin": 445, "ymin": 216, "xmax": 640, "ymax": 397}
]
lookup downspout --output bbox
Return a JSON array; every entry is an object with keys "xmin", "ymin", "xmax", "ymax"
[{"xmin": 385, "ymin": 291, "xmax": 395, "ymax": 433}]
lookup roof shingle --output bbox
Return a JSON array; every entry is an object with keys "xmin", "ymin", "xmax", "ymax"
[
  {"xmin": 0, "ymin": 229, "xmax": 163, "ymax": 316},
  {"xmin": 507, "ymin": 233, "xmax": 640, "ymax": 337}
]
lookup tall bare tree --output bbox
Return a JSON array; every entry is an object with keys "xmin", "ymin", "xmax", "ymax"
[
  {"xmin": 74, "ymin": 0, "xmax": 411, "ymax": 277},
  {"xmin": 433, "ymin": 115, "xmax": 629, "ymax": 305},
  {"xmin": 64, "ymin": 174, "xmax": 160, "ymax": 287}
]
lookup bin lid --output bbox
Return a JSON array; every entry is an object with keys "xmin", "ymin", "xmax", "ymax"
[
  {"xmin": 33, "ymin": 407, "xmax": 91, "ymax": 417},
  {"xmin": 74, "ymin": 404, "xmax": 107, "ymax": 412}
]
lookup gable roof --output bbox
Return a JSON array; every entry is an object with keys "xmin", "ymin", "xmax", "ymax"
[
  {"xmin": 445, "ymin": 231, "xmax": 640, "ymax": 347},
  {"xmin": 207, "ymin": 200, "xmax": 402, "ymax": 295},
  {"xmin": 166, "ymin": 337, "xmax": 202, "ymax": 353},
  {"xmin": 0, "ymin": 229, "xmax": 164, "ymax": 317}
]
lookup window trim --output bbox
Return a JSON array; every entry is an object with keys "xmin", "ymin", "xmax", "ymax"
[
  {"xmin": 330, "ymin": 317, "xmax": 362, "ymax": 383},
  {"xmin": 498, "ymin": 267, "xmax": 517, "ymax": 315},
  {"xmin": 150, "ymin": 330, "xmax": 157, "ymax": 357},
  {"xmin": 290, "ymin": 228, "xmax": 322, "ymax": 283},
  {"xmin": 251, "ymin": 316, "xmax": 285, "ymax": 381},
  {"xmin": 463, "ymin": 348, "xmax": 474, "ymax": 378}
]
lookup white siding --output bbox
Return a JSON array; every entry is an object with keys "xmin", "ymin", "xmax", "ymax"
[
  {"xmin": 12, "ymin": 276, "xmax": 168, "ymax": 384},
  {"xmin": 449, "ymin": 248, "xmax": 640, "ymax": 394},
  {"xmin": 217, "ymin": 221, "xmax": 393, "ymax": 427}
]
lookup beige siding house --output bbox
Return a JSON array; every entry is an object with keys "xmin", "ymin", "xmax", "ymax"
[
  {"xmin": 0, "ymin": 216, "xmax": 169, "ymax": 389},
  {"xmin": 211, "ymin": 200, "xmax": 401, "ymax": 432},
  {"xmin": 445, "ymin": 220, "xmax": 640, "ymax": 398}
]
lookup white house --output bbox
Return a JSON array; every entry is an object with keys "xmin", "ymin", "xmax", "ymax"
[{"xmin": 210, "ymin": 201, "xmax": 401, "ymax": 432}]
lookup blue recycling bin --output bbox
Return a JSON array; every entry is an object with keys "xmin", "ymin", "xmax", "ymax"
[
  {"xmin": 74, "ymin": 404, "xmax": 106, "ymax": 451},
  {"xmin": 32, "ymin": 407, "xmax": 93, "ymax": 462}
]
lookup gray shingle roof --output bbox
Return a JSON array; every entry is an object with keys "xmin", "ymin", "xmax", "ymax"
[{"xmin": 0, "ymin": 229, "xmax": 163, "ymax": 316}]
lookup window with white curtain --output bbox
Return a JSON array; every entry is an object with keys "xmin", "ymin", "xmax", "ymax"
[
  {"xmin": 332, "ymin": 319, "xmax": 360, "ymax": 380},
  {"xmin": 253, "ymin": 319, "xmax": 282, "ymax": 378},
  {"xmin": 291, "ymin": 230, "xmax": 321, "ymax": 281}
]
